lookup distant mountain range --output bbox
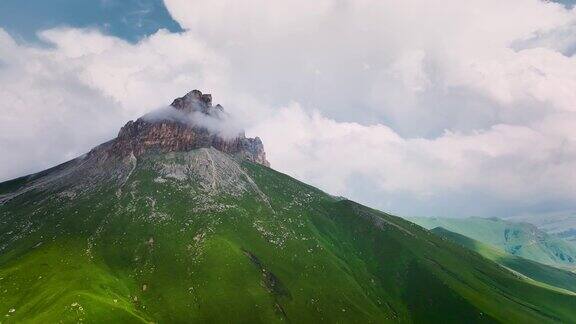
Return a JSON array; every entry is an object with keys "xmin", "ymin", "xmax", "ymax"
[
  {"xmin": 505, "ymin": 213, "xmax": 576, "ymax": 242},
  {"xmin": 431, "ymin": 227, "xmax": 576, "ymax": 294},
  {"xmin": 408, "ymin": 216, "xmax": 576, "ymax": 271}
]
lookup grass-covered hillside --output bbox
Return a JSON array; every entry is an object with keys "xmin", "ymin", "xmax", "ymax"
[
  {"xmin": 408, "ymin": 216, "xmax": 576, "ymax": 270},
  {"xmin": 1, "ymin": 148, "xmax": 576, "ymax": 323}
]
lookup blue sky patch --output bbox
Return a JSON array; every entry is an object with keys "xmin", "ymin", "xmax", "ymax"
[{"xmin": 0, "ymin": 0, "xmax": 182, "ymax": 43}]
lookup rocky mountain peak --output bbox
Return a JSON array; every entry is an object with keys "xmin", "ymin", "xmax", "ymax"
[
  {"xmin": 94, "ymin": 90, "xmax": 269, "ymax": 167},
  {"xmin": 170, "ymin": 89, "xmax": 223, "ymax": 117}
]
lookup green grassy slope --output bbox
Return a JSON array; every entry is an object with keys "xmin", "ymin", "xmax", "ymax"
[
  {"xmin": 408, "ymin": 216, "xmax": 576, "ymax": 270},
  {"xmin": 431, "ymin": 227, "xmax": 576, "ymax": 294},
  {"xmin": 1, "ymin": 149, "xmax": 576, "ymax": 323}
]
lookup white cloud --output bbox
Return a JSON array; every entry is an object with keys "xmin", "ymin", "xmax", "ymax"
[
  {"xmin": 0, "ymin": 27, "xmax": 227, "ymax": 180},
  {"xmin": 2, "ymin": 0, "xmax": 576, "ymax": 218},
  {"xmin": 251, "ymin": 105, "xmax": 576, "ymax": 209},
  {"xmin": 162, "ymin": 0, "xmax": 576, "ymax": 135},
  {"xmin": 37, "ymin": 28, "xmax": 228, "ymax": 115}
]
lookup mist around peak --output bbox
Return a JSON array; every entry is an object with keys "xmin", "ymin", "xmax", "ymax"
[
  {"xmin": 141, "ymin": 90, "xmax": 246, "ymax": 139},
  {"xmin": 141, "ymin": 105, "xmax": 244, "ymax": 139}
]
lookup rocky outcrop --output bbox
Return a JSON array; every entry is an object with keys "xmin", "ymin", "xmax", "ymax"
[
  {"xmin": 170, "ymin": 89, "xmax": 223, "ymax": 116},
  {"xmin": 94, "ymin": 90, "xmax": 269, "ymax": 167}
]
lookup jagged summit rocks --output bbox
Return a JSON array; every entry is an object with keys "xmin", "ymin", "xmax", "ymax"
[
  {"xmin": 101, "ymin": 90, "xmax": 269, "ymax": 167},
  {"xmin": 170, "ymin": 89, "xmax": 224, "ymax": 117}
]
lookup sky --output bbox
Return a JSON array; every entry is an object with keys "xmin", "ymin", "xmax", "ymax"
[
  {"xmin": 0, "ymin": 0, "xmax": 181, "ymax": 43},
  {"xmin": 2, "ymin": 0, "xmax": 576, "ymax": 219}
]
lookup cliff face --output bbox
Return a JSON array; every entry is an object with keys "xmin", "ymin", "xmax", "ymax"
[{"xmin": 100, "ymin": 90, "xmax": 269, "ymax": 167}]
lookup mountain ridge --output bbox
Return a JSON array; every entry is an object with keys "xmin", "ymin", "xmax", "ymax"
[
  {"xmin": 430, "ymin": 226, "xmax": 576, "ymax": 294},
  {"xmin": 407, "ymin": 216, "xmax": 576, "ymax": 270}
]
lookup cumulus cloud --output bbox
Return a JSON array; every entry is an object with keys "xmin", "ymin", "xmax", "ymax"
[
  {"xmin": 2, "ymin": 0, "xmax": 576, "ymax": 218},
  {"xmin": 165, "ymin": 0, "xmax": 576, "ymax": 135},
  {"xmin": 0, "ymin": 27, "xmax": 226, "ymax": 180},
  {"xmin": 250, "ymin": 104, "xmax": 576, "ymax": 216},
  {"xmin": 0, "ymin": 29, "xmax": 125, "ymax": 179}
]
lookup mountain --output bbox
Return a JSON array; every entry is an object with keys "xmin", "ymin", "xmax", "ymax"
[
  {"xmin": 431, "ymin": 227, "xmax": 576, "ymax": 294},
  {"xmin": 408, "ymin": 216, "xmax": 576, "ymax": 270},
  {"xmin": 505, "ymin": 213, "xmax": 576, "ymax": 243},
  {"xmin": 2, "ymin": 90, "xmax": 576, "ymax": 322}
]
